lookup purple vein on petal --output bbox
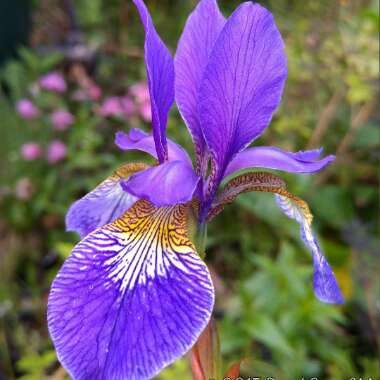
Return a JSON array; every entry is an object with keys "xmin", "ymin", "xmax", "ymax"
[
  {"xmin": 198, "ymin": 2, "xmax": 287, "ymax": 179},
  {"xmin": 49, "ymin": 200, "xmax": 214, "ymax": 379}
]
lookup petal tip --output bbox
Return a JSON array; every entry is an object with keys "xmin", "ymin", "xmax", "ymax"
[
  {"xmin": 315, "ymin": 288, "xmax": 345, "ymax": 305},
  {"xmin": 114, "ymin": 130, "xmax": 128, "ymax": 149},
  {"xmin": 313, "ymin": 255, "xmax": 345, "ymax": 305},
  {"xmin": 315, "ymin": 153, "xmax": 336, "ymax": 172}
]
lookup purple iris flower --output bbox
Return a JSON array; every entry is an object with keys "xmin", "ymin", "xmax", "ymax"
[{"xmin": 48, "ymin": 1, "xmax": 343, "ymax": 379}]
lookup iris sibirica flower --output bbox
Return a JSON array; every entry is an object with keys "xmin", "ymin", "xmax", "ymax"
[{"xmin": 48, "ymin": 1, "xmax": 344, "ymax": 379}]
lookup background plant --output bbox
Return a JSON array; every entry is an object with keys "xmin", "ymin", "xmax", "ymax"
[{"xmin": 0, "ymin": 0, "xmax": 378, "ymax": 379}]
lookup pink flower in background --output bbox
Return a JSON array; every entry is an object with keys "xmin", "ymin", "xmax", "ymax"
[
  {"xmin": 47, "ymin": 140, "xmax": 67, "ymax": 163},
  {"xmin": 139, "ymin": 101, "xmax": 152, "ymax": 122},
  {"xmin": 129, "ymin": 82, "xmax": 151, "ymax": 122},
  {"xmin": 98, "ymin": 95, "xmax": 137, "ymax": 119},
  {"xmin": 20, "ymin": 142, "xmax": 42, "ymax": 160},
  {"xmin": 39, "ymin": 72, "xmax": 67, "ymax": 93},
  {"xmin": 88, "ymin": 85, "xmax": 102, "ymax": 101},
  {"xmin": 72, "ymin": 85, "xmax": 102, "ymax": 102},
  {"xmin": 120, "ymin": 96, "xmax": 135, "ymax": 117},
  {"xmin": 16, "ymin": 99, "xmax": 40, "ymax": 119},
  {"xmin": 50, "ymin": 110, "xmax": 75, "ymax": 131},
  {"xmin": 129, "ymin": 82, "xmax": 150, "ymax": 103},
  {"xmin": 98, "ymin": 96, "xmax": 124, "ymax": 117}
]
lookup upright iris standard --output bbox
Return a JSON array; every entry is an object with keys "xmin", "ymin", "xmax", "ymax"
[{"xmin": 48, "ymin": 1, "xmax": 344, "ymax": 379}]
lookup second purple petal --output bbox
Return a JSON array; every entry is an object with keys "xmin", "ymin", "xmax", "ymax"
[
  {"xmin": 121, "ymin": 160, "xmax": 200, "ymax": 207},
  {"xmin": 198, "ymin": 2, "xmax": 287, "ymax": 175},
  {"xmin": 224, "ymin": 146, "xmax": 335, "ymax": 178},
  {"xmin": 175, "ymin": 0, "xmax": 225, "ymax": 172},
  {"xmin": 132, "ymin": 0, "xmax": 175, "ymax": 163}
]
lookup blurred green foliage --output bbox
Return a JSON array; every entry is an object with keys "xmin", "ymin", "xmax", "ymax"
[{"xmin": 0, "ymin": 0, "xmax": 379, "ymax": 379}]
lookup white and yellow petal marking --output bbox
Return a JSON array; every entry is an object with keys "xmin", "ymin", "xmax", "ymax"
[{"xmin": 48, "ymin": 200, "xmax": 214, "ymax": 380}]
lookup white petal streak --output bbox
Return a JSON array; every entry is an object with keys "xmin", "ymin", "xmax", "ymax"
[{"xmin": 75, "ymin": 201, "xmax": 210, "ymax": 294}]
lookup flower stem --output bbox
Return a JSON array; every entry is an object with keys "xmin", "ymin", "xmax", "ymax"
[{"xmin": 195, "ymin": 221, "xmax": 207, "ymax": 259}]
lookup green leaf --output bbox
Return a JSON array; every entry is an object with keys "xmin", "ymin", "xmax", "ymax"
[
  {"xmin": 248, "ymin": 315, "xmax": 294, "ymax": 357},
  {"xmin": 309, "ymin": 186, "xmax": 355, "ymax": 228},
  {"xmin": 352, "ymin": 123, "xmax": 380, "ymax": 149},
  {"xmin": 55, "ymin": 242, "xmax": 75, "ymax": 259}
]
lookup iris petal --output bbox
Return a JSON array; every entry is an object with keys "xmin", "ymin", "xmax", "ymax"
[
  {"xmin": 132, "ymin": 0, "xmax": 175, "ymax": 163},
  {"xmin": 66, "ymin": 163, "xmax": 148, "ymax": 238},
  {"xmin": 275, "ymin": 194, "xmax": 344, "ymax": 304},
  {"xmin": 115, "ymin": 128, "xmax": 192, "ymax": 164},
  {"xmin": 175, "ymin": 0, "xmax": 225, "ymax": 172},
  {"xmin": 49, "ymin": 200, "xmax": 214, "ymax": 380},
  {"xmin": 121, "ymin": 160, "xmax": 200, "ymax": 207},
  {"xmin": 208, "ymin": 171, "xmax": 286, "ymax": 221},
  {"xmin": 210, "ymin": 171, "xmax": 343, "ymax": 304},
  {"xmin": 198, "ymin": 2, "xmax": 287, "ymax": 179},
  {"xmin": 224, "ymin": 146, "xmax": 335, "ymax": 178}
]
